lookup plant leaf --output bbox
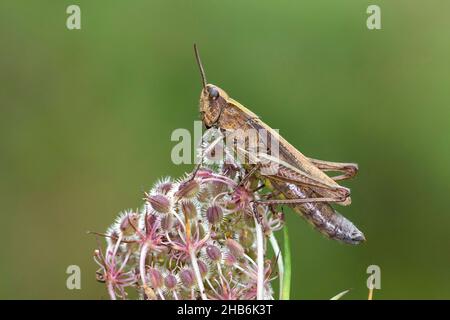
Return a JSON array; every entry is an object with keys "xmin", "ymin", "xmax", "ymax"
[{"xmin": 330, "ymin": 289, "xmax": 350, "ymax": 300}]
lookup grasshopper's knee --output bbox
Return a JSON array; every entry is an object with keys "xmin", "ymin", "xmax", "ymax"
[
  {"xmin": 336, "ymin": 186, "xmax": 352, "ymax": 206},
  {"xmin": 345, "ymin": 163, "xmax": 358, "ymax": 177}
]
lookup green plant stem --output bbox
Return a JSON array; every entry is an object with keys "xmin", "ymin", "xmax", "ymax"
[
  {"xmin": 268, "ymin": 233, "xmax": 284, "ymax": 299},
  {"xmin": 281, "ymin": 226, "xmax": 291, "ymax": 300},
  {"xmin": 254, "ymin": 216, "xmax": 264, "ymax": 300}
]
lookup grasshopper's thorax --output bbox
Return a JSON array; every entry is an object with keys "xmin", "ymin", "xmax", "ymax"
[{"xmin": 199, "ymin": 84, "xmax": 230, "ymax": 128}]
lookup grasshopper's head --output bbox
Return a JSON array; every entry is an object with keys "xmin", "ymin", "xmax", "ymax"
[
  {"xmin": 199, "ymin": 84, "xmax": 229, "ymax": 128},
  {"xmin": 194, "ymin": 44, "xmax": 230, "ymax": 128}
]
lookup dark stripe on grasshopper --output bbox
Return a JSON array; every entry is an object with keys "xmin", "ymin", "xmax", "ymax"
[{"xmin": 268, "ymin": 179, "xmax": 365, "ymax": 245}]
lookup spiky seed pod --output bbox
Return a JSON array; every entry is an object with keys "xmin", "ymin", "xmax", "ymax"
[
  {"xmin": 226, "ymin": 238, "xmax": 245, "ymax": 258},
  {"xmin": 206, "ymin": 245, "xmax": 222, "ymax": 262},
  {"xmin": 196, "ymin": 189, "xmax": 210, "ymax": 203},
  {"xmin": 197, "ymin": 260, "xmax": 209, "ymax": 278},
  {"xmin": 224, "ymin": 252, "xmax": 237, "ymax": 267},
  {"xmin": 157, "ymin": 180, "xmax": 173, "ymax": 194},
  {"xmin": 120, "ymin": 212, "xmax": 139, "ymax": 236},
  {"xmin": 206, "ymin": 205, "xmax": 223, "ymax": 225},
  {"xmin": 175, "ymin": 179, "xmax": 200, "ymax": 199},
  {"xmin": 208, "ymin": 180, "xmax": 227, "ymax": 198},
  {"xmin": 164, "ymin": 274, "xmax": 178, "ymax": 291},
  {"xmin": 148, "ymin": 268, "xmax": 164, "ymax": 289},
  {"xmin": 147, "ymin": 194, "xmax": 171, "ymax": 214},
  {"xmin": 160, "ymin": 213, "xmax": 174, "ymax": 231},
  {"xmin": 181, "ymin": 200, "xmax": 197, "ymax": 219},
  {"xmin": 106, "ymin": 228, "xmax": 120, "ymax": 247},
  {"xmin": 180, "ymin": 269, "xmax": 195, "ymax": 288}
]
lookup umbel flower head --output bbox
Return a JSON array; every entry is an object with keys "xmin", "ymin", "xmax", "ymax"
[{"xmin": 93, "ymin": 129, "xmax": 285, "ymax": 300}]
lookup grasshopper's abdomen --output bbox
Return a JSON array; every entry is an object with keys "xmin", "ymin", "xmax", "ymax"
[{"xmin": 270, "ymin": 180, "xmax": 365, "ymax": 245}]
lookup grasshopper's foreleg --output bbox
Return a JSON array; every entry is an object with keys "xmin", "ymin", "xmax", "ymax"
[
  {"xmin": 308, "ymin": 158, "xmax": 358, "ymax": 181},
  {"xmin": 238, "ymin": 163, "xmax": 262, "ymax": 187},
  {"xmin": 227, "ymin": 164, "xmax": 263, "ymax": 197}
]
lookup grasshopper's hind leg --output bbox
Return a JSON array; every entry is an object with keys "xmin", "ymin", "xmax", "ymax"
[
  {"xmin": 255, "ymin": 196, "xmax": 347, "ymax": 206},
  {"xmin": 308, "ymin": 158, "xmax": 358, "ymax": 182}
]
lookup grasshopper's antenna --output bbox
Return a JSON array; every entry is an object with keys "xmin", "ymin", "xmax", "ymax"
[{"xmin": 194, "ymin": 44, "xmax": 207, "ymax": 89}]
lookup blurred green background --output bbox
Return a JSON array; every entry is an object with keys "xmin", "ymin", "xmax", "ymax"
[{"xmin": 1, "ymin": 0, "xmax": 449, "ymax": 299}]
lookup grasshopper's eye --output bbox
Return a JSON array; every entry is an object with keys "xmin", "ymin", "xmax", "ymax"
[{"xmin": 208, "ymin": 86, "xmax": 219, "ymax": 99}]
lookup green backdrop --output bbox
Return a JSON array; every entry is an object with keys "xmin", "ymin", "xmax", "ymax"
[{"xmin": 1, "ymin": 0, "xmax": 449, "ymax": 299}]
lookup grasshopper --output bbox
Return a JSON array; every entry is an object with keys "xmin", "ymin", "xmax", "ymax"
[{"xmin": 193, "ymin": 45, "xmax": 365, "ymax": 245}]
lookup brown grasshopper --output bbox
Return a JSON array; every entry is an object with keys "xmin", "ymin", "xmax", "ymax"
[{"xmin": 193, "ymin": 45, "xmax": 365, "ymax": 245}]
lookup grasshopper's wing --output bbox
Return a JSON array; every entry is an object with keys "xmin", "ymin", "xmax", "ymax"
[{"xmin": 244, "ymin": 117, "xmax": 351, "ymax": 203}]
